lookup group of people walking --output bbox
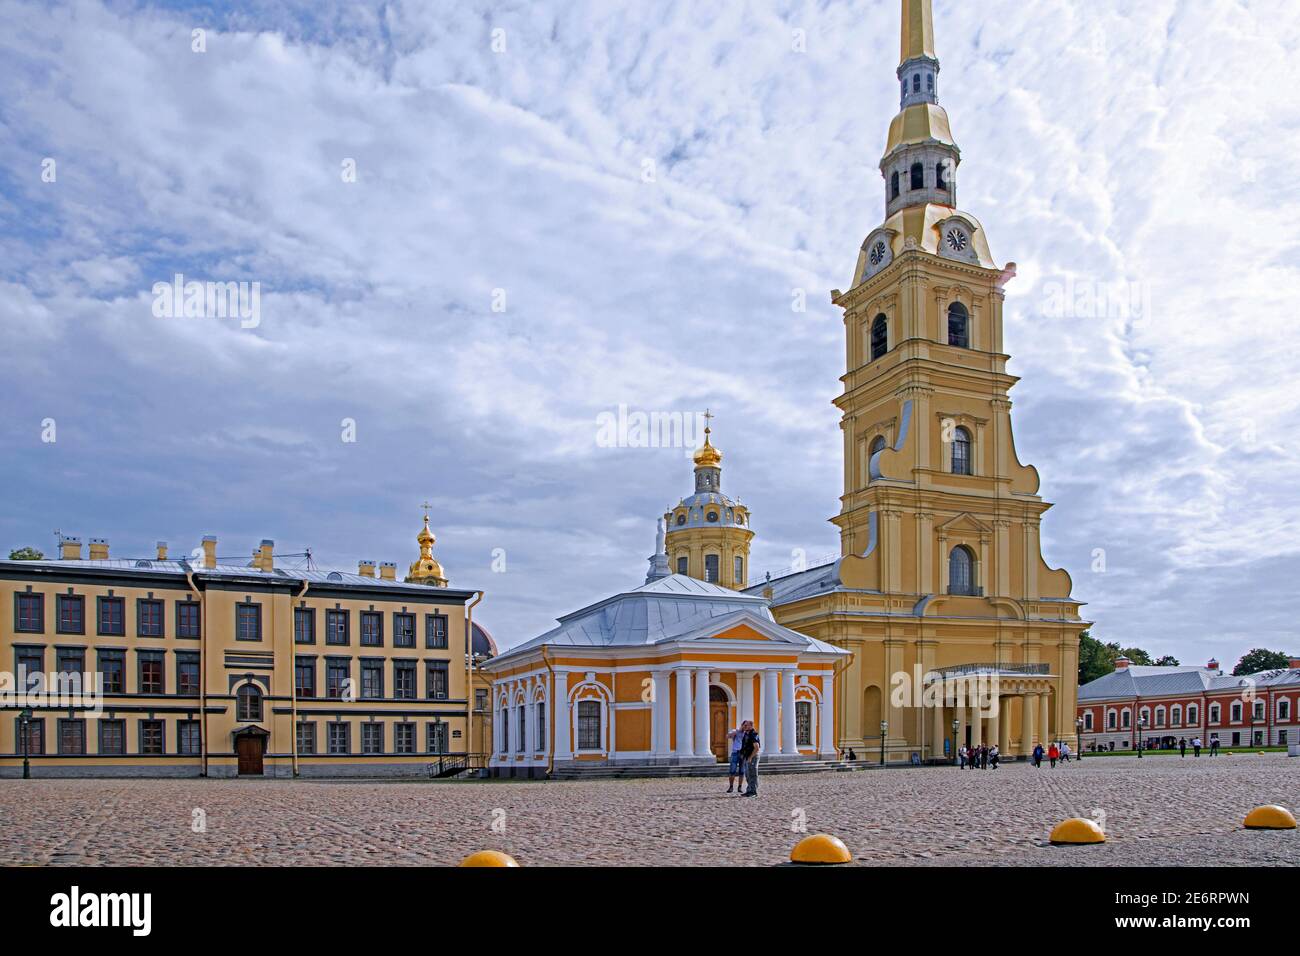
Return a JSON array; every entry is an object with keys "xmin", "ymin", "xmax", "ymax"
[
  {"xmin": 725, "ymin": 720, "xmax": 761, "ymax": 797},
  {"xmin": 1175, "ymin": 736, "xmax": 1219, "ymax": 757},
  {"xmin": 1030, "ymin": 741, "xmax": 1072, "ymax": 767},
  {"xmin": 957, "ymin": 743, "xmax": 1000, "ymax": 769}
]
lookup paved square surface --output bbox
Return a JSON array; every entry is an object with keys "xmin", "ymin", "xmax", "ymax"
[{"xmin": 1, "ymin": 755, "xmax": 1296, "ymax": 866}]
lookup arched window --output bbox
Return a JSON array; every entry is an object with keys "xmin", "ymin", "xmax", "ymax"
[
  {"xmin": 870, "ymin": 435, "xmax": 887, "ymax": 458},
  {"xmin": 947, "ymin": 301, "xmax": 969, "ymax": 348},
  {"xmin": 951, "ymin": 426, "xmax": 972, "ymax": 475},
  {"xmin": 704, "ymin": 554, "xmax": 720, "ymax": 583},
  {"xmin": 936, "ymin": 161, "xmax": 948, "ymax": 190},
  {"xmin": 890, "ymin": 170, "xmax": 900, "ymax": 199},
  {"xmin": 912, "ymin": 73, "xmax": 921, "ymax": 93},
  {"xmin": 795, "ymin": 701, "xmax": 812, "ymax": 746},
  {"xmin": 675, "ymin": 513, "xmax": 686, "ymax": 526},
  {"xmin": 947, "ymin": 546, "xmax": 975, "ymax": 596},
  {"xmin": 927, "ymin": 74, "xmax": 934, "ymax": 92},
  {"xmin": 910, "ymin": 162, "xmax": 924, "ymax": 190},
  {"xmin": 870, "ymin": 314, "xmax": 888, "ymax": 360},
  {"xmin": 237, "ymin": 684, "xmax": 262, "ymax": 722}
]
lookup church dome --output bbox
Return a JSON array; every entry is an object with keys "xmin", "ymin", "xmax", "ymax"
[{"xmin": 693, "ymin": 428, "xmax": 722, "ymax": 468}]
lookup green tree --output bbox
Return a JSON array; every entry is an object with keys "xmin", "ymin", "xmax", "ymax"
[
  {"xmin": 7, "ymin": 547, "xmax": 44, "ymax": 560},
  {"xmin": 1154, "ymin": 655, "xmax": 1181, "ymax": 667},
  {"xmin": 1117, "ymin": 646, "xmax": 1153, "ymax": 666},
  {"xmin": 1232, "ymin": 648, "xmax": 1293, "ymax": 676},
  {"xmin": 1078, "ymin": 631, "xmax": 1114, "ymax": 685}
]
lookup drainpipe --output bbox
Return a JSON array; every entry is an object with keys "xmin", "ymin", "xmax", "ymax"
[
  {"xmin": 465, "ymin": 590, "xmax": 483, "ymax": 761},
  {"xmin": 541, "ymin": 647, "xmax": 556, "ymax": 776},
  {"xmin": 291, "ymin": 579, "xmax": 310, "ymax": 777},
  {"xmin": 183, "ymin": 564, "xmax": 207, "ymax": 778}
]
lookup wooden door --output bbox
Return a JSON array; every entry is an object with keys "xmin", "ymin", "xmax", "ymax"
[
  {"xmin": 236, "ymin": 735, "xmax": 264, "ymax": 776},
  {"xmin": 710, "ymin": 703, "xmax": 729, "ymax": 761}
]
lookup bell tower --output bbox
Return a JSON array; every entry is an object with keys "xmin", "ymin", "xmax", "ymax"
[{"xmin": 662, "ymin": 415, "xmax": 754, "ymax": 589}]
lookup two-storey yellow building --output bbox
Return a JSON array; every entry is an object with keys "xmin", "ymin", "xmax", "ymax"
[{"xmin": 1, "ymin": 517, "xmax": 487, "ymax": 777}]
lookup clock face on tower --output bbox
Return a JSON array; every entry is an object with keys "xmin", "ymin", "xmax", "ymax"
[
  {"xmin": 945, "ymin": 228, "xmax": 968, "ymax": 252},
  {"xmin": 869, "ymin": 240, "xmax": 887, "ymax": 266}
]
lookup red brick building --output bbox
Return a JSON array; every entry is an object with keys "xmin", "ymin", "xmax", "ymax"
[{"xmin": 1075, "ymin": 656, "xmax": 1300, "ymax": 752}]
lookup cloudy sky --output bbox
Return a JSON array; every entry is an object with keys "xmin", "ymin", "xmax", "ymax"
[{"xmin": 2, "ymin": 0, "xmax": 1298, "ymax": 669}]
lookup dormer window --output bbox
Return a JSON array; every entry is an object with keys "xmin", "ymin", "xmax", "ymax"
[
  {"xmin": 675, "ymin": 514, "xmax": 686, "ymax": 526},
  {"xmin": 706, "ymin": 511, "xmax": 718, "ymax": 523}
]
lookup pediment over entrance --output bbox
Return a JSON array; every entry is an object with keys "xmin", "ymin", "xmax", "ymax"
[
  {"xmin": 708, "ymin": 623, "xmax": 772, "ymax": 642},
  {"xmin": 936, "ymin": 512, "xmax": 992, "ymax": 536}
]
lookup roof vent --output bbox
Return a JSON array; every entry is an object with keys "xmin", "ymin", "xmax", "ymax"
[
  {"xmin": 135, "ymin": 560, "xmax": 152, "ymax": 568},
  {"xmin": 326, "ymin": 571, "xmax": 343, "ymax": 581}
]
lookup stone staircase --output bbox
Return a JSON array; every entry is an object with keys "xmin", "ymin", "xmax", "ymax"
[{"xmin": 548, "ymin": 756, "xmax": 875, "ymax": 781}]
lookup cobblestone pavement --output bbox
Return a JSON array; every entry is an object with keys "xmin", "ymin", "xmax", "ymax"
[{"xmin": 1, "ymin": 755, "xmax": 1296, "ymax": 866}]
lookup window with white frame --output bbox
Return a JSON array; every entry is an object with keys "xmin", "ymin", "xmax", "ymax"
[{"xmin": 576, "ymin": 700, "xmax": 601, "ymax": 750}]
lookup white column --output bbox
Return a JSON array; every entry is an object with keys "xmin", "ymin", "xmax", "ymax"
[
  {"xmin": 651, "ymin": 671, "xmax": 671, "ymax": 756},
  {"xmin": 552, "ymin": 675, "xmax": 571, "ymax": 760},
  {"xmin": 819, "ymin": 673, "xmax": 836, "ymax": 756},
  {"xmin": 739, "ymin": 671, "xmax": 756, "ymax": 724},
  {"xmin": 674, "ymin": 667, "xmax": 693, "ymax": 757},
  {"xmin": 761, "ymin": 670, "xmax": 779, "ymax": 754},
  {"xmin": 523, "ymin": 694, "xmax": 536, "ymax": 759},
  {"xmin": 780, "ymin": 669, "xmax": 799, "ymax": 755},
  {"xmin": 694, "ymin": 669, "xmax": 712, "ymax": 758}
]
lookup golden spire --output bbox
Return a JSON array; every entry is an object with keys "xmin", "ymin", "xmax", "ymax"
[
  {"xmin": 406, "ymin": 504, "xmax": 448, "ymax": 587},
  {"xmin": 900, "ymin": 0, "xmax": 935, "ymax": 65},
  {"xmin": 693, "ymin": 409, "xmax": 722, "ymax": 469}
]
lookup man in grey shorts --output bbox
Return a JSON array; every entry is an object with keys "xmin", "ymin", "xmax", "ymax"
[{"xmin": 726, "ymin": 722, "xmax": 746, "ymax": 793}]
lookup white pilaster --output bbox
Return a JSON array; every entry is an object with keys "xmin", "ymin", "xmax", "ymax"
[
  {"xmin": 819, "ymin": 673, "xmax": 837, "ymax": 756},
  {"xmin": 780, "ymin": 669, "xmax": 799, "ymax": 755},
  {"xmin": 674, "ymin": 667, "xmax": 693, "ymax": 756},
  {"xmin": 694, "ymin": 669, "xmax": 712, "ymax": 758},
  {"xmin": 761, "ymin": 670, "xmax": 779, "ymax": 753},
  {"xmin": 739, "ymin": 671, "xmax": 756, "ymax": 724},
  {"xmin": 652, "ymin": 671, "xmax": 671, "ymax": 756},
  {"xmin": 523, "ymin": 693, "xmax": 536, "ymax": 758},
  {"xmin": 552, "ymin": 674, "xmax": 571, "ymax": 760}
]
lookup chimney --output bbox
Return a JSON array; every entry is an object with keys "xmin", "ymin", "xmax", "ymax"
[
  {"xmin": 88, "ymin": 537, "xmax": 109, "ymax": 561},
  {"xmin": 59, "ymin": 536, "xmax": 83, "ymax": 561},
  {"xmin": 1114, "ymin": 656, "xmax": 1131, "ymax": 670},
  {"xmin": 379, "ymin": 561, "xmax": 397, "ymax": 581},
  {"xmin": 156, "ymin": 541, "xmax": 168, "ymax": 561},
  {"xmin": 1288, "ymin": 658, "xmax": 1300, "ymax": 671},
  {"xmin": 358, "ymin": 560, "xmax": 376, "ymax": 578},
  {"xmin": 201, "ymin": 535, "xmax": 217, "ymax": 569},
  {"xmin": 253, "ymin": 539, "xmax": 274, "ymax": 572},
  {"xmin": 1207, "ymin": 658, "xmax": 1220, "ymax": 672}
]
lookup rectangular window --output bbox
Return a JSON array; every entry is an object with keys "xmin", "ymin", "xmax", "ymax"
[
  {"xmin": 535, "ymin": 701, "xmax": 546, "ymax": 751},
  {"xmin": 475, "ymin": 688, "xmax": 489, "ymax": 712},
  {"xmin": 734, "ymin": 556, "xmax": 744, "ymax": 586},
  {"xmin": 360, "ymin": 611, "xmax": 383, "ymax": 647},
  {"xmin": 176, "ymin": 654, "xmax": 200, "ymax": 696},
  {"xmin": 56, "ymin": 646, "xmax": 85, "ymax": 676},
  {"xmin": 137, "ymin": 598, "xmax": 163, "ymax": 637},
  {"xmin": 59, "ymin": 718, "xmax": 86, "ymax": 755},
  {"xmin": 15, "ymin": 592, "xmax": 44, "ymax": 633},
  {"xmin": 1188, "ymin": 705, "xmax": 1198, "ymax": 724},
  {"xmin": 427, "ymin": 721, "xmax": 448, "ymax": 754},
  {"xmin": 296, "ymin": 721, "xmax": 316, "ymax": 755},
  {"xmin": 16, "ymin": 647, "xmax": 43, "ymax": 693},
  {"xmin": 56, "ymin": 594, "xmax": 84, "ymax": 635},
  {"xmin": 1231, "ymin": 702, "xmax": 1242, "ymax": 722},
  {"xmin": 425, "ymin": 613, "xmax": 448, "ymax": 649},
  {"xmin": 139, "ymin": 653, "xmax": 165, "ymax": 695},
  {"xmin": 236, "ymin": 603, "xmax": 262, "ymax": 641},
  {"xmin": 176, "ymin": 601, "xmax": 201, "ymax": 639},
  {"xmin": 139, "ymin": 720, "xmax": 164, "ymax": 755},
  {"xmin": 294, "ymin": 607, "xmax": 316, "ymax": 645},
  {"xmin": 328, "ymin": 722, "xmax": 350, "ymax": 754},
  {"xmin": 394, "ymin": 613, "xmax": 416, "ymax": 648},
  {"xmin": 426, "ymin": 661, "xmax": 450, "ymax": 700},
  {"xmin": 796, "ymin": 700, "xmax": 812, "ymax": 747},
  {"xmin": 326, "ymin": 659, "xmax": 350, "ymax": 699},
  {"xmin": 97, "ymin": 596, "xmax": 125, "ymax": 636},
  {"xmin": 676, "ymin": 556, "xmax": 688, "ymax": 575},
  {"xmin": 704, "ymin": 554, "xmax": 720, "ymax": 583},
  {"xmin": 295, "ymin": 657, "xmax": 316, "ymax": 698},
  {"xmin": 97, "ymin": 650, "xmax": 125, "ymax": 695},
  {"xmin": 361, "ymin": 660, "xmax": 383, "ymax": 699},
  {"xmin": 99, "ymin": 719, "xmax": 126, "ymax": 755},
  {"xmin": 361, "ymin": 722, "xmax": 384, "ymax": 754},
  {"xmin": 325, "ymin": 609, "xmax": 349, "ymax": 645},
  {"xmin": 395, "ymin": 722, "xmax": 416, "ymax": 754},
  {"xmin": 394, "ymin": 660, "xmax": 417, "ymax": 700},
  {"xmin": 16, "ymin": 717, "xmax": 44, "ymax": 756},
  {"xmin": 178, "ymin": 720, "xmax": 201, "ymax": 755},
  {"xmin": 577, "ymin": 700, "xmax": 601, "ymax": 750}
]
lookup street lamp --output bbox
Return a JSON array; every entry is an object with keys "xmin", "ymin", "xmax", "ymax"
[
  {"xmin": 879, "ymin": 720, "xmax": 888, "ymax": 766},
  {"xmin": 1138, "ymin": 714, "xmax": 1147, "ymax": 758},
  {"xmin": 951, "ymin": 718, "xmax": 959, "ymax": 766},
  {"xmin": 19, "ymin": 706, "xmax": 33, "ymax": 779},
  {"xmin": 1075, "ymin": 716, "xmax": 1084, "ymax": 761}
]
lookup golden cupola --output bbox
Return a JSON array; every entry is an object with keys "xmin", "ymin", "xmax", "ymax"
[
  {"xmin": 692, "ymin": 424, "xmax": 723, "ymax": 471},
  {"xmin": 405, "ymin": 512, "xmax": 448, "ymax": 587}
]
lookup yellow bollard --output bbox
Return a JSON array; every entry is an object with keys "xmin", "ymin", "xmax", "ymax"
[
  {"xmin": 790, "ymin": 833, "xmax": 852, "ymax": 865},
  {"xmin": 459, "ymin": 850, "xmax": 520, "ymax": 867},
  {"xmin": 1244, "ymin": 805, "xmax": 1296, "ymax": 830},
  {"xmin": 1049, "ymin": 818, "xmax": 1105, "ymax": 845}
]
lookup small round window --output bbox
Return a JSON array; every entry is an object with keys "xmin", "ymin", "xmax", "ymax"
[
  {"xmin": 706, "ymin": 512, "xmax": 719, "ymax": 523},
  {"xmin": 676, "ymin": 514, "xmax": 686, "ymax": 526}
]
